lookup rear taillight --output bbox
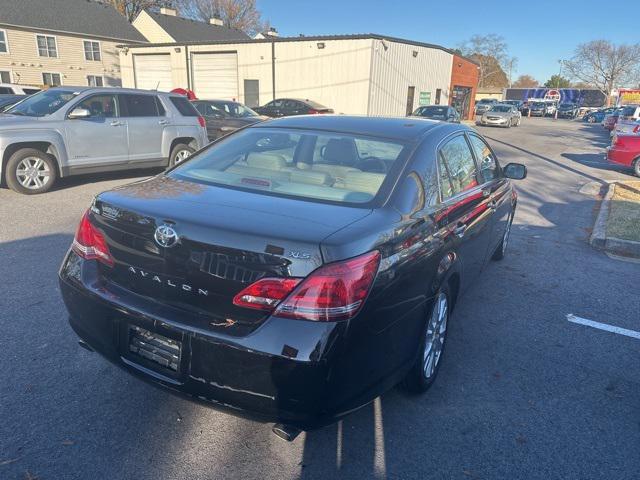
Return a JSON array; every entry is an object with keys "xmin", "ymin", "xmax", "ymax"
[
  {"xmin": 275, "ymin": 250, "xmax": 380, "ymax": 321},
  {"xmin": 198, "ymin": 116, "xmax": 206, "ymax": 128},
  {"xmin": 71, "ymin": 210, "xmax": 114, "ymax": 267},
  {"xmin": 633, "ymin": 125, "xmax": 640, "ymax": 134},
  {"xmin": 233, "ymin": 278, "xmax": 301, "ymax": 311},
  {"xmin": 233, "ymin": 251, "xmax": 381, "ymax": 321}
]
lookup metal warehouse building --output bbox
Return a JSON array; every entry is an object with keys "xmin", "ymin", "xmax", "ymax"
[{"xmin": 119, "ymin": 34, "xmax": 479, "ymax": 119}]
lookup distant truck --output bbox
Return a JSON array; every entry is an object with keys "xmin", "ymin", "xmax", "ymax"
[{"xmin": 503, "ymin": 88, "xmax": 607, "ymax": 109}]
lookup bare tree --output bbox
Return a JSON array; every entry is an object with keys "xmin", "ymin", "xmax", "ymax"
[
  {"xmin": 512, "ymin": 75, "xmax": 539, "ymax": 88},
  {"xmin": 179, "ymin": 0, "xmax": 268, "ymax": 36},
  {"xmin": 106, "ymin": 0, "xmax": 177, "ymax": 22},
  {"xmin": 459, "ymin": 34, "xmax": 516, "ymax": 88},
  {"xmin": 564, "ymin": 40, "xmax": 640, "ymax": 103}
]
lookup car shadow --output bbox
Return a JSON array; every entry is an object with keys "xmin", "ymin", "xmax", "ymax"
[{"xmin": 53, "ymin": 167, "xmax": 166, "ymax": 191}]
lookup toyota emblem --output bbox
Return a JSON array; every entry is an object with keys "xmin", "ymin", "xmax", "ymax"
[{"xmin": 154, "ymin": 225, "xmax": 179, "ymax": 248}]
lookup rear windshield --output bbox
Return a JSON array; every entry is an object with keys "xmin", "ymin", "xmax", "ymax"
[
  {"xmin": 304, "ymin": 99, "xmax": 328, "ymax": 109},
  {"xmin": 622, "ymin": 106, "xmax": 638, "ymax": 116},
  {"xmin": 171, "ymin": 127, "xmax": 408, "ymax": 205},
  {"xmin": 414, "ymin": 106, "xmax": 447, "ymax": 117},
  {"xmin": 170, "ymin": 96, "xmax": 199, "ymax": 116},
  {"xmin": 489, "ymin": 105, "xmax": 511, "ymax": 112}
]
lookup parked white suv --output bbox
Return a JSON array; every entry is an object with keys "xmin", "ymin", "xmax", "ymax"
[
  {"xmin": 0, "ymin": 83, "xmax": 41, "ymax": 95},
  {"xmin": 0, "ymin": 87, "xmax": 208, "ymax": 194}
]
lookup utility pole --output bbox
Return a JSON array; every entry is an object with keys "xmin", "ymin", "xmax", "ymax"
[{"xmin": 508, "ymin": 59, "xmax": 514, "ymax": 88}]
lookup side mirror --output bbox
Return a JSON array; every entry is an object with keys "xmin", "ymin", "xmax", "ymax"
[
  {"xmin": 504, "ymin": 163, "xmax": 527, "ymax": 180},
  {"xmin": 68, "ymin": 107, "xmax": 91, "ymax": 119}
]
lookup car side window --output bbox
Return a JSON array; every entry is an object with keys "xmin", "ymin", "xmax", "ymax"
[
  {"xmin": 438, "ymin": 135, "xmax": 479, "ymax": 200},
  {"xmin": 122, "ymin": 94, "xmax": 159, "ymax": 117},
  {"xmin": 269, "ymin": 99, "xmax": 283, "ymax": 108},
  {"xmin": 467, "ymin": 134, "xmax": 500, "ymax": 183},
  {"xmin": 76, "ymin": 94, "xmax": 118, "ymax": 118},
  {"xmin": 284, "ymin": 100, "xmax": 298, "ymax": 110}
]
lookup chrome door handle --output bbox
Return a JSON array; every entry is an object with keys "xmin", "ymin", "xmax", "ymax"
[
  {"xmin": 110, "ymin": 120, "xmax": 121, "ymax": 126},
  {"xmin": 454, "ymin": 224, "xmax": 467, "ymax": 238},
  {"xmin": 159, "ymin": 120, "xmax": 170, "ymax": 125}
]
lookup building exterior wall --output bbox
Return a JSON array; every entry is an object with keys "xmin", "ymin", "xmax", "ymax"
[
  {"xmin": 121, "ymin": 38, "xmax": 458, "ymax": 116},
  {"xmin": 368, "ymin": 39, "xmax": 453, "ymax": 116},
  {"xmin": 122, "ymin": 39, "xmax": 373, "ymax": 112},
  {"xmin": 272, "ymin": 38, "xmax": 372, "ymax": 114},
  {"xmin": 121, "ymin": 42, "xmax": 275, "ymax": 105},
  {"xmin": 475, "ymin": 92, "xmax": 502, "ymax": 100},
  {"xmin": 450, "ymin": 55, "xmax": 480, "ymax": 120},
  {"xmin": 132, "ymin": 10, "xmax": 175, "ymax": 43},
  {"xmin": 0, "ymin": 25, "xmax": 125, "ymax": 87}
]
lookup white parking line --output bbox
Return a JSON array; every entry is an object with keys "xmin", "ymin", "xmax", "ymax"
[{"xmin": 567, "ymin": 314, "xmax": 640, "ymax": 340}]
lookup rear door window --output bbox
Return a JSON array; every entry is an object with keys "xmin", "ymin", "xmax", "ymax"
[
  {"xmin": 438, "ymin": 135, "xmax": 479, "ymax": 200},
  {"xmin": 121, "ymin": 94, "xmax": 160, "ymax": 117}
]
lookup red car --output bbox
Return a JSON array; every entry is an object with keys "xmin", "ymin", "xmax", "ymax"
[{"xmin": 607, "ymin": 135, "xmax": 640, "ymax": 176}]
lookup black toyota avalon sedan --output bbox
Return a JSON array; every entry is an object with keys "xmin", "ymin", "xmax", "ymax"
[{"xmin": 59, "ymin": 116, "xmax": 526, "ymax": 436}]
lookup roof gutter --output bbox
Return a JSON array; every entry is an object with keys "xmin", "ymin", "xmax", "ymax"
[{"xmin": 0, "ymin": 22, "xmax": 147, "ymax": 44}]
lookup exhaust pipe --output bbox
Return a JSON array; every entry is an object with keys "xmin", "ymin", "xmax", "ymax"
[
  {"xmin": 78, "ymin": 340, "xmax": 94, "ymax": 352},
  {"xmin": 272, "ymin": 423, "xmax": 301, "ymax": 442}
]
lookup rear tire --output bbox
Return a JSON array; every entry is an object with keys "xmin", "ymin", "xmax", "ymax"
[
  {"xmin": 169, "ymin": 143, "xmax": 195, "ymax": 167},
  {"xmin": 633, "ymin": 158, "xmax": 640, "ymax": 178},
  {"xmin": 492, "ymin": 213, "xmax": 513, "ymax": 261},
  {"xmin": 401, "ymin": 284, "xmax": 451, "ymax": 393},
  {"xmin": 5, "ymin": 148, "xmax": 57, "ymax": 195}
]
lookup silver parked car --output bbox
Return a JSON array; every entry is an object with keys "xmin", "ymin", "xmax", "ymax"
[
  {"xmin": 478, "ymin": 103, "xmax": 522, "ymax": 128},
  {"xmin": 0, "ymin": 87, "xmax": 208, "ymax": 194}
]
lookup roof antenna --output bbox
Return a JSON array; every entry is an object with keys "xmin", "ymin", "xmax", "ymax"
[{"xmin": 154, "ymin": 81, "xmax": 160, "ymax": 91}]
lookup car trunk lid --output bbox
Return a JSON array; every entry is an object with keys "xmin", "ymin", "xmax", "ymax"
[{"xmin": 91, "ymin": 176, "xmax": 372, "ymax": 333}]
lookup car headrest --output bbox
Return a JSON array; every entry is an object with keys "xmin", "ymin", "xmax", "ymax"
[
  {"xmin": 246, "ymin": 153, "xmax": 288, "ymax": 170},
  {"xmin": 323, "ymin": 138, "xmax": 359, "ymax": 166}
]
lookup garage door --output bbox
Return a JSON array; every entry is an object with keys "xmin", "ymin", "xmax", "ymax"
[
  {"xmin": 191, "ymin": 52, "xmax": 238, "ymax": 100},
  {"xmin": 133, "ymin": 54, "xmax": 172, "ymax": 92}
]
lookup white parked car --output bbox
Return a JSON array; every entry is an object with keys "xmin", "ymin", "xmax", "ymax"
[
  {"xmin": 0, "ymin": 83, "xmax": 41, "ymax": 96},
  {"xmin": 0, "ymin": 87, "xmax": 208, "ymax": 194}
]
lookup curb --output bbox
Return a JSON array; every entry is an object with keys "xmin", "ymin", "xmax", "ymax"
[
  {"xmin": 590, "ymin": 183, "xmax": 614, "ymax": 249},
  {"xmin": 590, "ymin": 182, "xmax": 640, "ymax": 258},
  {"xmin": 605, "ymin": 237, "xmax": 640, "ymax": 257}
]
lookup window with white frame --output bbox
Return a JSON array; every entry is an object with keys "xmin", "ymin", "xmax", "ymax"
[
  {"xmin": 36, "ymin": 35, "xmax": 57, "ymax": 57},
  {"xmin": 42, "ymin": 72, "xmax": 62, "ymax": 86},
  {"xmin": 83, "ymin": 40, "xmax": 101, "ymax": 61},
  {"xmin": 0, "ymin": 70, "xmax": 11, "ymax": 83},
  {"xmin": 0, "ymin": 30, "xmax": 8, "ymax": 53},
  {"xmin": 87, "ymin": 75, "xmax": 104, "ymax": 87}
]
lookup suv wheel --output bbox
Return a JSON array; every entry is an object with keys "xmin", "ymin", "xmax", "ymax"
[
  {"xmin": 169, "ymin": 143, "xmax": 195, "ymax": 166},
  {"xmin": 6, "ymin": 148, "xmax": 57, "ymax": 194}
]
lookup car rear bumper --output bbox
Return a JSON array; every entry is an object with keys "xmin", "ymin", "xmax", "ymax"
[
  {"xmin": 58, "ymin": 251, "xmax": 391, "ymax": 428},
  {"xmin": 606, "ymin": 147, "xmax": 634, "ymax": 167}
]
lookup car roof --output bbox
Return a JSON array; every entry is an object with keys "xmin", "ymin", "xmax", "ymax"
[
  {"xmin": 44, "ymin": 86, "xmax": 185, "ymax": 97},
  {"xmin": 254, "ymin": 115, "xmax": 464, "ymax": 142}
]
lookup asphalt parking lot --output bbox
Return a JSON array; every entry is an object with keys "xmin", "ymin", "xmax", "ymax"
[{"xmin": 1, "ymin": 117, "xmax": 639, "ymax": 480}]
